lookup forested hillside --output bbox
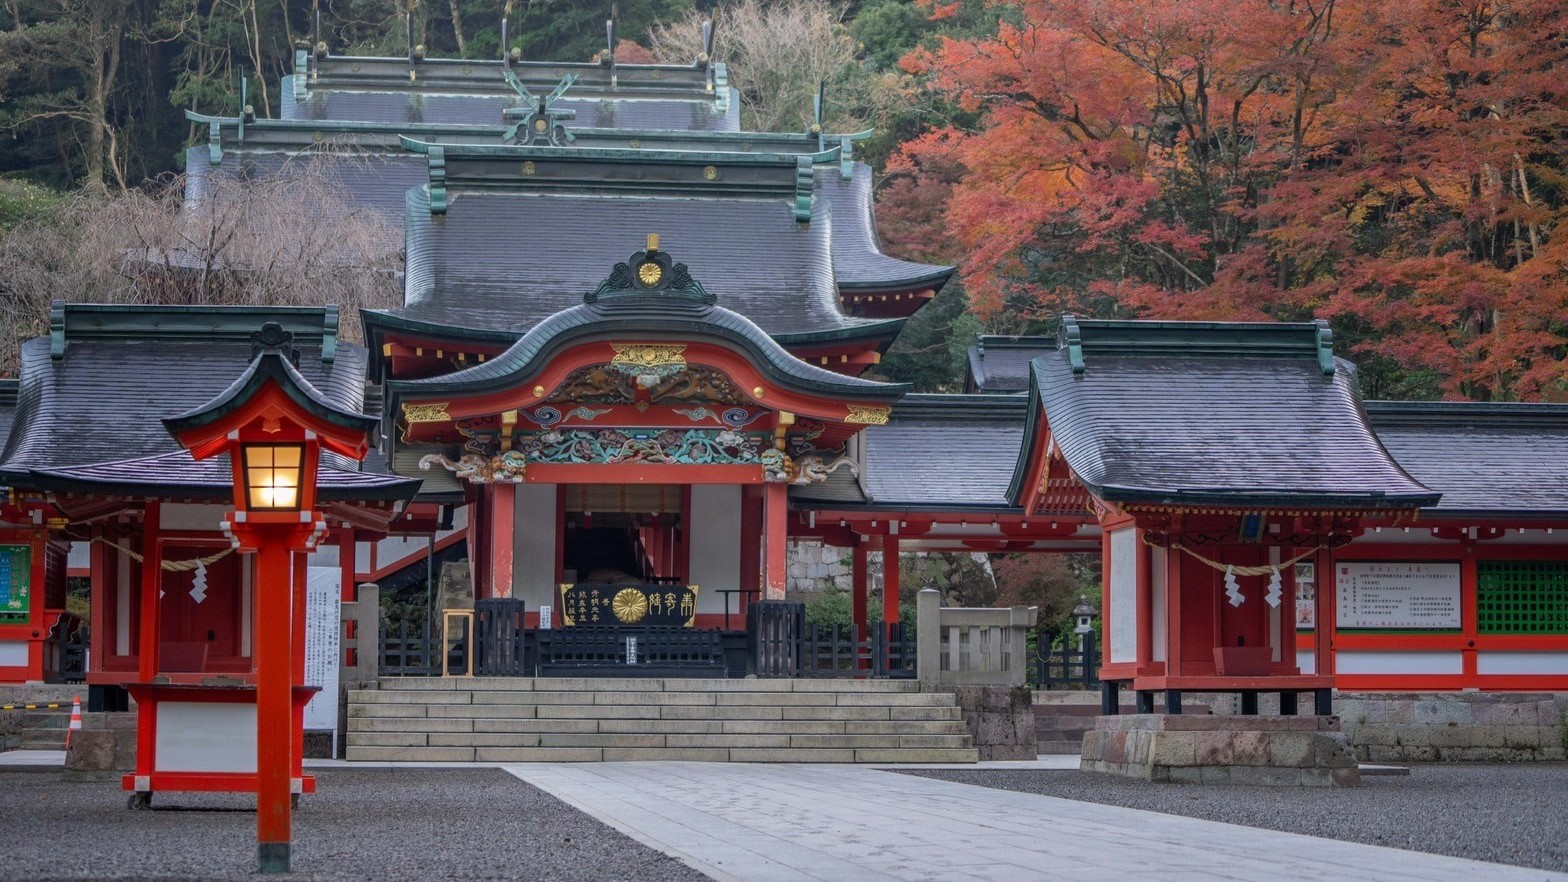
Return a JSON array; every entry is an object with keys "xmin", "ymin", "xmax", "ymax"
[{"xmin": 2, "ymin": 0, "xmax": 1565, "ymax": 400}]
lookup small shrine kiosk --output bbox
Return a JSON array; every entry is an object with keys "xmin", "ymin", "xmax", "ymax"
[
  {"xmin": 389, "ymin": 239, "xmax": 907, "ymax": 624},
  {"xmin": 0, "ymin": 304, "xmax": 418, "ymax": 708},
  {"xmin": 1009, "ymin": 317, "xmax": 1440, "ymax": 714}
]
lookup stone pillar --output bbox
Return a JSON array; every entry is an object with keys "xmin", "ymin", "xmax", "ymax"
[{"xmin": 916, "ymin": 587, "xmax": 940, "ymax": 688}]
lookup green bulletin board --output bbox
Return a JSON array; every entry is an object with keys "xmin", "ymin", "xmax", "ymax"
[{"xmin": 0, "ymin": 545, "xmax": 31, "ymax": 624}]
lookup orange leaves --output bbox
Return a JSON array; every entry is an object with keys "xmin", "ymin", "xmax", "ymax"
[{"xmin": 886, "ymin": 0, "xmax": 1568, "ymax": 399}]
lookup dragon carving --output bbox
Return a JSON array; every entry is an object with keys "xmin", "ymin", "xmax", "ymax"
[{"xmin": 419, "ymin": 450, "xmax": 528, "ymax": 483}]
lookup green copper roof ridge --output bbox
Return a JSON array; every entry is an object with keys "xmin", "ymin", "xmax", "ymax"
[
  {"xmin": 1058, "ymin": 314, "xmax": 1336, "ymax": 375},
  {"xmin": 1365, "ymin": 399, "xmax": 1568, "ymax": 429},
  {"xmin": 49, "ymin": 301, "xmax": 341, "ymax": 362},
  {"xmin": 398, "ymin": 135, "xmax": 841, "ymax": 165},
  {"xmin": 186, "ymin": 108, "xmax": 870, "ymax": 152}
]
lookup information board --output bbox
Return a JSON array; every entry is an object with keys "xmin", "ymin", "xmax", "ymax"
[
  {"xmin": 0, "ymin": 545, "xmax": 30, "ymax": 624},
  {"xmin": 1336, "ymin": 561, "xmax": 1462, "ymax": 629},
  {"xmin": 303, "ymin": 567, "xmax": 340, "ymax": 749}
]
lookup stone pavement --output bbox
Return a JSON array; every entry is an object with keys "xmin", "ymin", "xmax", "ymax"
[{"xmin": 504, "ymin": 762, "xmax": 1568, "ymax": 882}]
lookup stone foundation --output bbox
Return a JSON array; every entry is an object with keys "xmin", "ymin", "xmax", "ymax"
[
  {"xmin": 63, "ymin": 712, "xmax": 138, "ymax": 774},
  {"xmin": 1338, "ymin": 692, "xmax": 1568, "ymax": 763},
  {"xmin": 951, "ymin": 685, "xmax": 1037, "ymax": 761},
  {"xmin": 1081, "ymin": 714, "xmax": 1360, "ymax": 786}
]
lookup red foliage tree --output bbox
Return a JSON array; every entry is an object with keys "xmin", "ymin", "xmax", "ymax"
[{"xmin": 895, "ymin": 0, "xmax": 1568, "ymax": 399}]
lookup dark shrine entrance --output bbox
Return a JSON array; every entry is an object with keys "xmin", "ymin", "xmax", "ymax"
[{"xmin": 559, "ymin": 484, "xmax": 685, "ymax": 587}]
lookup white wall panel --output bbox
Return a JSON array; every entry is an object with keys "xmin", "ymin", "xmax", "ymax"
[{"xmin": 687, "ymin": 485, "xmax": 741, "ymax": 614}]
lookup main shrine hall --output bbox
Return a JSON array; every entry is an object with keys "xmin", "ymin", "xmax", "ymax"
[{"xmin": 0, "ymin": 32, "xmax": 1565, "ymax": 719}]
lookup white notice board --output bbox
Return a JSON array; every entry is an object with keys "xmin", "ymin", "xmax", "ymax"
[
  {"xmin": 304, "ymin": 567, "xmax": 341, "ymax": 746},
  {"xmin": 1335, "ymin": 561, "xmax": 1461, "ymax": 629}
]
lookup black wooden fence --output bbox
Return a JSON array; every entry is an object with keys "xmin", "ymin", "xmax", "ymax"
[
  {"xmin": 1031, "ymin": 629, "xmax": 1099, "ymax": 690},
  {"xmin": 473, "ymin": 599, "xmax": 528, "ymax": 676},
  {"xmin": 379, "ymin": 600, "xmax": 914, "ymax": 679},
  {"xmin": 750, "ymin": 601, "xmax": 914, "ymax": 679}
]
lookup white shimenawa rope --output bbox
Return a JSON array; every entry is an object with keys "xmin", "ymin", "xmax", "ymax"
[{"xmin": 91, "ymin": 536, "xmax": 236, "ymax": 573}]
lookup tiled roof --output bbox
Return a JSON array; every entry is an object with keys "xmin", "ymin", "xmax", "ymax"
[
  {"xmin": 860, "ymin": 394, "xmax": 1029, "ymax": 509},
  {"xmin": 389, "ymin": 186, "xmax": 900, "ymax": 341},
  {"xmin": 966, "ymin": 336, "xmax": 1053, "ymax": 393},
  {"xmin": 30, "ymin": 450, "xmax": 416, "ymax": 502},
  {"xmin": 0, "ymin": 305, "xmax": 374, "ymax": 487},
  {"xmin": 815, "ymin": 166, "xmax": 952, "ymax": 291},
  {"xmin": 1024, "ymin": 317, "xmax": 1437, "ymax": 508},
  {"xmin": 184, "ymin": 147, "xmax": 426, "ymax": 222},
  {"xmin": 1367, "ymin": 402, "xmax": 1568, "ymax": 516},
  {"xmin": 283, "ymin": 89, "xmax": 741, "ymax": 132},
  {"xmin": 391, "ymin": 288, "xmax": 906, "ymax": 400}
]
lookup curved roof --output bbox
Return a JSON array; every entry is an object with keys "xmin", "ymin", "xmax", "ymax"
[
  {"xmin": 0, "ymin": 305, "xmax": 384, "ymax": 493},
  {"xmin": 386, "ymin": 185, "xmax": 903, "ymax": 343},
  {"xmin": 966, "ymin": 335, "xmax": 1053, "ymax": 393},
  {"xmin": 1366, "ymin": 402, "xmax": 1568, "ymax": 517},
  {"xmin": 390, "ymin": 283, "xmax": 908, "ymax": 404},
  {"xmin": 816, "ymin": 166, "xmax": 953, "ymax": 292},
  {"xmin": 30, "ymin": 450, "xmax": 414, "ymax": 503},
  {"xmin": 1012, "ymin": 317, "xmax": 1438, "ymax": 509}
]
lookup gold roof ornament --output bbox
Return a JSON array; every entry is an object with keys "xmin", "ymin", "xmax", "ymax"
[{"xmin": 844, "ymin": 404, "xmax": 891, "ymax": 425}]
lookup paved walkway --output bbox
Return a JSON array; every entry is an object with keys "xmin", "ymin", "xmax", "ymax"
[{"xmin": 504, "ymin": 762, "xmax": 1568, "ymax": 882}]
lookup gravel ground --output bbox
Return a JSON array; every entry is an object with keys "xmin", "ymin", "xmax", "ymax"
[
  {"xmin": 0, "ymin": 769, "xmax": 707, "ymax": 882},
  {"xmin": 901, "ymin": 764, "xmax": 1568, "ymax": 873}
]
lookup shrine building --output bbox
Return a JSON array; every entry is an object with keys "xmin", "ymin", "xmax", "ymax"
[{"xmin": 0, "ymin": 33, "xmax": 1563, "ymax": 722}]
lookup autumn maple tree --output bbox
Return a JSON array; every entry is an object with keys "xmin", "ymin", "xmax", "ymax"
[{"xmin": 891, "ymin": 0, "xmax": 1568, "ymax": 399}]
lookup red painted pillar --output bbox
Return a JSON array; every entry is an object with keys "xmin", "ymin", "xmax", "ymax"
[
  {"xmin": 739, "ymin": 485, "xmax": 762, "ymax": 609},
  {"xmin": 289, "ymin": 553, "xmax": 306, "ymax": 788},
  {"xmin": 762, "ymin": 482, "xmax": 788, "ymax": 600},
  {"xmin": 89, "ymin": 528, "xmax": 108, "ymax": 677},
  {"xmin": 489, "ymin": 483, "xmax": 516, "ymax": 599},
  {"xmin": 851, "ymin": 540, "xmax": 868, "ymax": 629},
  {"xmin": 1314, "ymin": 546, "xmax": 1333, "ymax": 677},
  {"xmin": 882, "ymin": 534, "xmax": 900, "ymax": 625},
  {"xmin": 255, "ymin": 538, "xmax": 293, "ymax": 873},
  {"xmin": 137, "ymin": 502, "xmax": 161, "ymax": 682},
  {"xmin": 337, "ymin": 527, "xmax": 357, "ymax": 603}
]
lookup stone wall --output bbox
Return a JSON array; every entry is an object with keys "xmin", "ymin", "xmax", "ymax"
[
  {"xmin": 950, "ymin": 685, "xmax": 1037, "ymax": 761},
  {"xmin": 787, "ymin": 540, "xmax": 856, "ymax": 595},
  {"xmin": 1337, "ymin": 692, "xmax": 1568, "ymax": 763}
]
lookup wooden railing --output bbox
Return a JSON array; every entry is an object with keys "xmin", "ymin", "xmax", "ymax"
[{"xmin": 915, "ymin": 588, "xmax": 1038, "ymax": 687}]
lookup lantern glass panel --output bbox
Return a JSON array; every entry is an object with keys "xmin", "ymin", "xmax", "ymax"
[{"xmin": 243, "ymin": 444, "xmax": 305, "ymax": 510}]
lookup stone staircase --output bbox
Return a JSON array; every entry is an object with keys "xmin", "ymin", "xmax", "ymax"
[
  {"xmin": 347, "ymin": 677, "xmax": 978, "ymax": 763},
  {"xmin": 0, "ymin": 688, "xmax": 80, "ymax": 751}
]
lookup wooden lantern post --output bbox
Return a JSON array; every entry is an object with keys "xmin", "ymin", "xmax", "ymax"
[{"xmin": 164, "ymin": 324, "xmax": 380, "ymax": 874}]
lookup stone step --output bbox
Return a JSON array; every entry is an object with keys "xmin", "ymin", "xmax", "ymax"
[
  {"xmin": 346, "ymin": 678, "xmax": 974, "ymax": 764},
  {"xmin": 374, "ymin": 677, "xmax": 922, "ymax": 693},
  {"xmin": 343, "ymin": 731, "xmax": 978, "ymax": 751},
  {"xmin": 348, "ymin": 716, "xmax": 969, "ymax": 737},
  {"xmin": 1037, "ymin": 740, "xmax": 1084, "ymax": 755},
  {"xmin": 345, "ymin": 744, "xmax": 979, "ymax": 764},
  {"xmin": 350, "ymin": 689, "xmax": 953, "ymax": 708},
  {"xmin": 351, "ymin": 702, "xmax": 963, "ymax": 723}
]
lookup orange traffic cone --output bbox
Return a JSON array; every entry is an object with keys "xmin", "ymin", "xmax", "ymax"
[{"xmin": 66, "ymin": 695, "xmax": 82, "ymax": 749}]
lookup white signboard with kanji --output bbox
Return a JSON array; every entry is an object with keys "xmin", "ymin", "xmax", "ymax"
[
  {"xmin": 304, "ymin": 567, "xmax": 340, "ymax": 748},
  {"xmin": 1335, "ymin": 561, "xmax": 1461, "ymax": 629}
]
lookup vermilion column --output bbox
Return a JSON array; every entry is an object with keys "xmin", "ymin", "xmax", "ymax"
[
  {"xmin": 489, "ymin": 483, "xmax": 516, "ymax": 599},
  {"xmin": 762, "ymin": 481, "xmax": 789, "ymax": 600},
  {"xmin": 882, "ymin": 534, "xmax": 901, "ymax": 625},
  {"xmin": 255, "ymin": 537, "xmax": 293, "ymax": 873},
  {"xmin": 851, "ymin": 540, "xmax": 868, "ymax": 629}
]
